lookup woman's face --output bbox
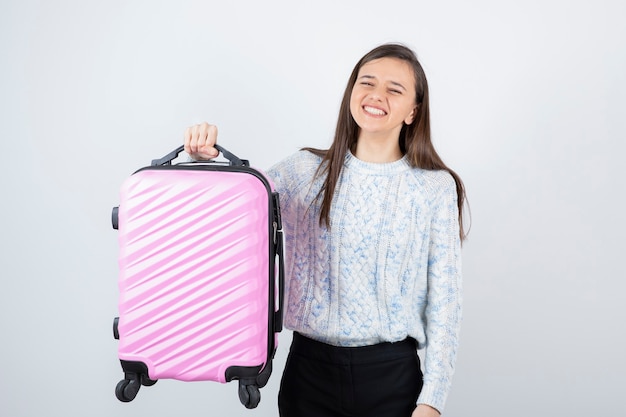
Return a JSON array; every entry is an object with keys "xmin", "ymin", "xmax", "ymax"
[{"xmin": 349, "ymin": 57, "xmax": 417, "ymax": 141}]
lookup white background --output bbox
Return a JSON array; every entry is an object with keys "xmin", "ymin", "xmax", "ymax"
[{"xmin": 1, "ymin": 0, "xmax": 624, "ymax": 416}]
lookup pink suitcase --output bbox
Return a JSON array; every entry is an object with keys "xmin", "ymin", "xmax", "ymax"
[{"xmin": 111, "ymin": 145, "xmax": 284, "ymax": 408}]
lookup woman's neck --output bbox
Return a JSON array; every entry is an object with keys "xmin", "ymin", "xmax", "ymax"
[{"xmin": 354, "ymin": 132, "xmax": 402, "ymax": 163}]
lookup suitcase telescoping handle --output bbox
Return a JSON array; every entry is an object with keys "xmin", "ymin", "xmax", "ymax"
[
  {"xmin": 272, "ymin": 192, "xmax": 285, "ymax": 333},
  {"xmin": 151, "ymin": 144, "xmax": 249, "ymax": 167},
  {"xmin": 274, "ymin": 225, "xmax": 285, "ymax": 333}
]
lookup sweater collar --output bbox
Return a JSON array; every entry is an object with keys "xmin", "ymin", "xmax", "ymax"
[{"xmin": 344, "ymin": 151, "xmax": 411, "ymax": 175}]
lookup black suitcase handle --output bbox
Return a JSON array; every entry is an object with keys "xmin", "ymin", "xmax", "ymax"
[
  {"xmin": 151, "ymin": 144, "xmax": 249, "ymax": 167},
  {"xmin": 274, "ymin": 228, "xmax": 285, "ymax": 333}
]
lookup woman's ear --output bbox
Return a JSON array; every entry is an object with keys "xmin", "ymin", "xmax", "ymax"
[{"xmin": 404, "ymin": 106, "xmax": 418, "ymax": 125}]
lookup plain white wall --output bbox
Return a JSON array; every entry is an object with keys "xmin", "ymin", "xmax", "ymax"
[{"xmin": 1, "ymin": 0, "xmax": 624, "ymax": 416}]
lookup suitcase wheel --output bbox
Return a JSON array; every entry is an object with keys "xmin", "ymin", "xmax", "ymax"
[
  {"xmin": 115, "ymin": 378, "xmax": 140, "ymax": 402},
  {"xmin": 115, "ymin": 362, "xmax": 157, "ymax": 402},
  {"xmin": 238, "ymin": 383, "xmax": 261, "ymax": 409}
]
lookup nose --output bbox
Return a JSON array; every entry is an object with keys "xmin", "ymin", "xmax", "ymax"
[{"xmin": 369, "ymin": 86, "xmax": 384, "ymax": 101}]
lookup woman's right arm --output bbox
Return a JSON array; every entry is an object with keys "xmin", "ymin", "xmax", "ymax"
[{"xmin": 183, "ymin": 122, "xmax": 220, "ymax": 160}]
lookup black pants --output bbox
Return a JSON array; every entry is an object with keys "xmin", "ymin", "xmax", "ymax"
[{"xmin": 278, "ymin": 332, "xmax": 423, "ymax": 417}]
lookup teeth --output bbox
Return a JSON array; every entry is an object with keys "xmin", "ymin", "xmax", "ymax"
[{"xmin": 364, "ymin": 106, "xmax": 386, "ymax": 116}]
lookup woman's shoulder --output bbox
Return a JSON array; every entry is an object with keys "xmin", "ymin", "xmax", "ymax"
[
  {"xmin": 409, "ymin": 167, "xmax": 457, "ymax": 199},
  {"xmin": 283, "ymin": 149, "xmax": 323, "ymax": 166},
  {"xmin": 266, "ymin": 149, "xmax": 324, "ymax": 194},
  {"xmin": 269, "ymin": 149, "xmax": 323, "ymax": 175},
  {"xmin": 419, "ymin": 168, "xmax": 455, "ymax": 185}
]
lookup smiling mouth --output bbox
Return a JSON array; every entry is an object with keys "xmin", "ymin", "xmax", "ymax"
[{"xmin": 363, "ymin": 105, "xmax": 387, "ymax": 116}]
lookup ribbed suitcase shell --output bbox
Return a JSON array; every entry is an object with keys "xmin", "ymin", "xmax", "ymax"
[{"xmin": 116, "ymin": 167, "xmax": 274, "ymax": 383}]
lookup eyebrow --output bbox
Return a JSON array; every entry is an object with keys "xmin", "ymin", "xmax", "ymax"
[{"xmin": 358, "ymin": 75, "xmax": 407, "ymax": 91}]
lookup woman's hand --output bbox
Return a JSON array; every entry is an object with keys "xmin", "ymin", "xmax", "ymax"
[
  {"xmin": 412, "ymin": 404, "xmax": 441, "ymax": 417},
  {"xmin": 184, "ymin": 122, "xmax": 220, "ymax": 160}
]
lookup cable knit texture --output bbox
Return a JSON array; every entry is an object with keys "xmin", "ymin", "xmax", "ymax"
[{"xmin": 266, "ymin": 150, "xmax": 462, "ymax": 412}]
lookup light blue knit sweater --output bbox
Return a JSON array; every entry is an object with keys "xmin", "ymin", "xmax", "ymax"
[{"xmin": 267, "ymin": 150, "xmax": 462, "ymax": 412}]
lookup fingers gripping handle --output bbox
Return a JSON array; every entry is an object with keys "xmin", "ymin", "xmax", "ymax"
[{"xmin": 151, "ymin": 144, "xmax": 249, "ymax": 166}]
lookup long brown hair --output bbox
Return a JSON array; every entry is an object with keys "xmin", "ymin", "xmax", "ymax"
[{"xmin": 304, "ymin": 43, "xmax": 469, "ymax": 241}]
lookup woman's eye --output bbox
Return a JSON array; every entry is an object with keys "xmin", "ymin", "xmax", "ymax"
[
  {"xmin": 389, "ymin": 89, "xmax": 402, "ymax": 94},
  {"xmin": 360, "ymin": 81, "xmax": 374, "ymax": 86}
]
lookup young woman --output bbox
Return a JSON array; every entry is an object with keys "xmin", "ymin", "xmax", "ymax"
[{"xmin": 185, "ymin": 43, "xmax": 467, "ymax": 417}]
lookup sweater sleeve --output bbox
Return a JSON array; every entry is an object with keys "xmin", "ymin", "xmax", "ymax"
[
  {"xmin": 265, "ymin": 151, "xmax": 303, "ymax": 210},
  {"xmin": 265, "ymin": 150, "xmax": 322, "ymax": 210},
  {"xmin": 416, "ymin": 173, "xmax": 463, "ymax": 413}
]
